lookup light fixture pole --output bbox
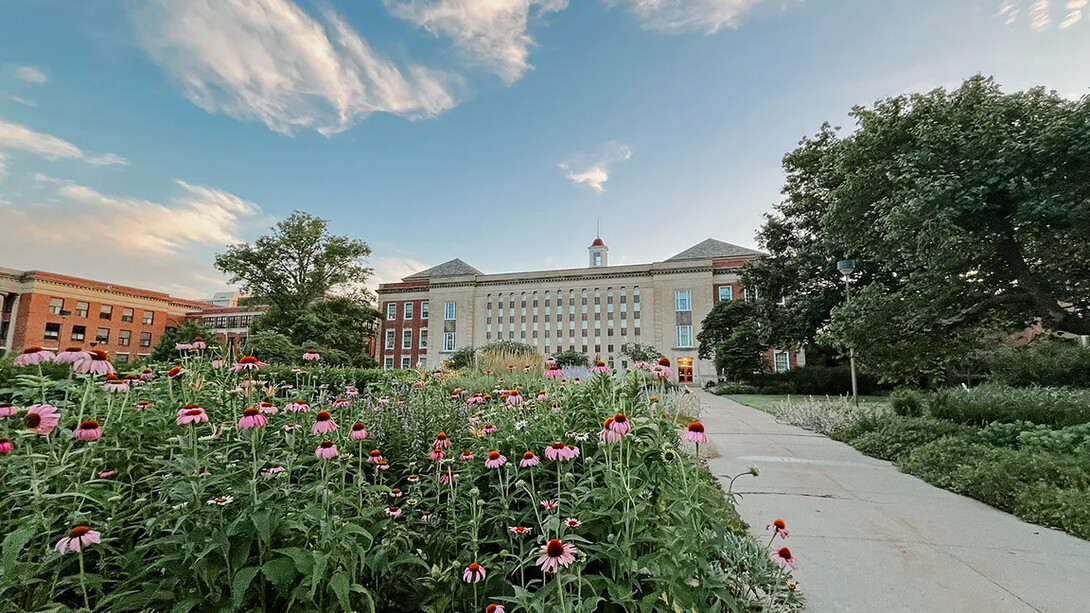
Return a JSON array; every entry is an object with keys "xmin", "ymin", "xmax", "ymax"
[{"xmin": 837, "ymin": 259, "xmax": 859, "ymax": 406}]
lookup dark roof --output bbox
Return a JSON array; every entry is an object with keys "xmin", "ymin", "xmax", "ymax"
[
  {"xmin": 666, "ymin": 238, "xmax": 762, "ymax": 261},
  {"xmin": 404, "ymin": 258, "xmax": 483, "ymax": 279},
  {"xmin": 590, "ymin": 238, "xmax": 606, "ymax": 247}
]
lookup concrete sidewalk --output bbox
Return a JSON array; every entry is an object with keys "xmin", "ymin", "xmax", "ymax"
[{"xmin": 699, "ymin": 391, "xmax": 1090, "ymax": 613}]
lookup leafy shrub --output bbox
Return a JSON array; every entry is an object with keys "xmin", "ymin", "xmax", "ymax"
[
  {"xmin": 987, "ymin": 339, "xmax": 1090, "ymax": 388},
  {"xmin": 844, "ymin": 417, "xmax": 975, "ymax": 461},
  {"xmin": 744, "ymin": 364, "xmax": 888, "ymax": 396},
  {"xmin": 552, "ymin": 349, "xmax": 589, "ymax": 368},
  {"xmin": 773, "ymin": 396, "xmax": 890, "ymax": 436},
  {"xmin": 1016, "ymin": 423, "xmax": 1090, "ymax": 454},
  {"xmin": 976, "ymin": 420, "xmax": 1039, "ymax": 448},
  {"xmin": 1015, "ymin": 483, "xmax": 1090, "ymax": 540},
  {"xmin": 445, "ymin": 345, "xmax": 477, "ymax": 370},
  {"xmin": 888, "ymin": 388, "xmax": 926, "ymax": 417},
  {"xmin": 927, "ymin": 384, "xmax": 1090, "ymax": 426},
  {"xmin": 713, "ymin": 382, "xmax": 759, "ymax": 395}
]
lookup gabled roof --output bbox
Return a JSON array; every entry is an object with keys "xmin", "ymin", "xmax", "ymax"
[
  {"xmin": 666, "ymin": 238, "xmax": 762, "ymax": 261},
  {"xmin": 404, "ymin": 258, "xmax": 483, "ymax": 279}
]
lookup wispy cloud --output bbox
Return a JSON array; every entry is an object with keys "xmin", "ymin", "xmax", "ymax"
[
  {"xmin": 383, "ymin": 0, "xmax": 568, "ymax": 83},
  {"xmin": 0, "ymin": 152, "xmax": 6, "ymax": 185},
  {"xmin": 0, "ymin": 117, "xmax": 128, "ymax": 166},
  {"xmin": 0, "ymin": 179, "xmax": 268, "ymax": 297},
  {"xmin": 999, "ymin": 0, "xmax": 1089, "ymax": 30},
  {"xmin": 131, "ymin": 0, "xmax": 458, "ymax": 136},
  {"xmin": 560, "ymin": 141, "xmax": 632, "ymax": 193},
  {"xmin": 14, "ymin": 65, "xmax": 48, "ymax": 84},
  {"xmin": 7, "ymin": 95, "xmax": 37, "ymax": 107},
  {"xmin": 607, "ymin": 0, "xmax": 784, "ymax": 33}
]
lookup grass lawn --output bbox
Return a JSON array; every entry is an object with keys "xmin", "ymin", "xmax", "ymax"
[{"xmin": 726, "ymin": 393, "xmax": 888, "ymax": 413}]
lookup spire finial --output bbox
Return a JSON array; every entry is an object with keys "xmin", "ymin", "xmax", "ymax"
[{"xmin": 596, "ymin": 217, "xmax": 600, "ymax": 239}]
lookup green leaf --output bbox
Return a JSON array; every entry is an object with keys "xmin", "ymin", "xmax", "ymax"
[
  {"xmin": 1, "ymin": 526, "xmax": 35, "ymax": 574},
  {"xmin": 231, "ymin": 566, "xmax": 260, "ymax": 610},
  {"xmin": 275, "ymin": 547, "xmax": 313, "ymax": 576},
  {"xmin": 261, "ymin": 557, "xmax": 296, "ymax": 588},
  {"xmin": 251, "ymin": 510, "xmax": 271, "ymax": 548},
  {"xmin": 330, "ymin": 572, "xmax": 351, "ymax": 611},
  {"xmin": 170, "ymin": 597, "xmax": 201, "ymax": 613}
]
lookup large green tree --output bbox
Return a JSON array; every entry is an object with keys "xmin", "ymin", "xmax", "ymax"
[
  {"xmin": 746, "ymin": 76, "xmax": 1090, "ymax": 382},
  {"xmin": 697, "ymin": 300, "xmax": 769, "ymax": 380}
]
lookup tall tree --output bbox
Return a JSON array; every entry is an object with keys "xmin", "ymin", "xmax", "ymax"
[{"xmin": 697, "ymin": 300, "xmax": 769, "ymax": 380}]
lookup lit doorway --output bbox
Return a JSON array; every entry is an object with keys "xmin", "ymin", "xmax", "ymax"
[{"xmin": 678, "ymin": 357, "xmax": 694, "ymax": 383}]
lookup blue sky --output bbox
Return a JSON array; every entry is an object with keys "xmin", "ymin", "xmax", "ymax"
[{"xmin": 1, "ymin": 0, "xmax": 1088, "ymax": 298}]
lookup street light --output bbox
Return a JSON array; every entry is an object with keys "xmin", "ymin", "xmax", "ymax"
[{"xmin": 836, "ymin": 259, "xmax": 859, "ymax": 406}]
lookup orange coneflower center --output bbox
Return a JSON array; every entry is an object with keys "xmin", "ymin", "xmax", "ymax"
[
  {"xmin": 24, "ymin": 413, "xmax": 41, "ymax": 428},
  {"xmin": 596, "ymin": 361, "xmax": 606, "ymax": 367},
  {"xmin": 243, "ymin": 407, "xmax": 260, "ymax": 417},
  {"xmin": 488, "ymin": 450, "xmax": 501, "ymax": 460},
  {"xmin": 260, "ymin": 402, "xmax": 275, "ymax": 408},
  {"xmin": 137, "ymin": 401, "xmax": 150, "ymax": 408},
  {"xmin": 193, "ymin": 337, "xmax": 203, "ymax": 342},
  {"xmin": 436, "ymin": 432, "xmax": 447, "ymax": 440},
  {"xmin": 370, "ymin": 450, "xmax": 382, "ymax": 458},
  {"xmin": 510, "ymin": 389, "xmax": 519, "ymax": 396},
  {"xmin": 613, "ymin": 413, "xmax": 627, "ymax": 424},
  {"xmin": 23, "ymin": 346, "xmax": 42, "ymax": 354},
  {"xmin": 183, "ymin": 403, "xmax": 200, "ymax": 410},
  {"xmin": 688, "ymin": 422, "xmax": 704, "ymax": 433},
  {"xmin": 315, "ymin": 411, "xmax": 331, "ymax": 421},
  {"xmin": 79, "ymin": 419, "xmax": 99, "ymax": 430},
  {"xmin": 468, "ymin": 563, "xmax": 481, "ymax": 572},
  {"xmin": 773, "ymin": 518, "xmax": 786, "ymax": 530},
  {"xmin": 64, "ymin": 346, "xmax": 82, "ymax": 353},
  {"xmin": 69, "ymin": 525, "xmax": 91, "ymax": 538},
  {"xmin": 319, "ymin": 441, "xmax": 334, "ymax": 449},
  {"xmin": 777, "ymin": 547, "xmax": 793, "ymax": 560},
  {"xmin": 184, "ymin": 409, "xmax": 203, "ymax": 416},
  {"xmin": 141, "ymin": 368, "xmax": 152, "ymax": 374},
  {"xmin": 89, "ymin": 350, "xmax": 108, "ymax": 361},
  {"xmin": 658, "ymin": 357, "xmax": 670, "ymax": 366},
  {"xmin": 486, "ymin": 605, "xmax": 500, "ymax": 613},
  {"xmin": 122, "ymin": 374, "xmax": 139, "ymax": 382},
  {"xmin": 391, "ymin": 488, "xmax": 401, "ymax": 494},
  {"xmin": 550, "ymin": 441, "xmax": 564, "ymax": 449},
  {"xmin": 603, "ymin": 417, "xmax": 614, "ymax": 428},
  {"xmin": 352, "ymin": 423, "xmax": 365, "ymax": 431},
  {"xmin": 239, "ymin": 356, "xmax": 259, "ymax": 364},
  {"xmin": 168, "ymin": 367, "xmax": 182, "ymax": 377},
  {"xmin": 105, "ymin": 374, "xmax": 120, "ymax": 382},
  {"xmin": 522, "ymin": 451, "xmax": 535, "ymax": 460},
  {"xmin": 545, "ymin": 539, "xmax": 565, "ymax": 557}
]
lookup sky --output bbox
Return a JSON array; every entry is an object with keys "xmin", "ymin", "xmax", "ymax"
[{"xmin": 1, "ymin": 0, "xmax": 1088, "ymax": 299}]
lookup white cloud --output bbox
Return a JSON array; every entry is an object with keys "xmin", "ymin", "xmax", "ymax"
[
  {"xmin": 608, "ymin": 0, "xmax": 781, "ymax": 33},
  {"xmin": 368, "ymin": 255, "xmax": 431, "ymax": 292},
  {"xmin": 7, "ymin": 95, "xmax": 37, "ymax": 107},
  {"xmin": 560, "ymin": 141, "xmax": 632, "ymax": 192},
  {"xmin": 0, "ymin": 117, "xmax": 128, "ymax": 166},
  {"xmin": 0, "ymin": 180, "xmax": 268, "ymax": 298},
  {"xmin": 383, "ymin": 0, "xmax": 568, "ymax": 83},
  {"xmin": 0, "ymin": 152, "xmax": 6, "ymax": 185},
  {"xmin": 14, "ymin": 65, "xmax": 48, "ymax": 84},
  {"xmin": 131, "ymin": 0, "xmax": 458, "ymax": 136}
]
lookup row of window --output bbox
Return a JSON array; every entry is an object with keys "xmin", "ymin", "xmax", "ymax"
[
  {"xmin": 487, "ymin": 287, "xmax": 640, "ymax": 310},
  {"xmin": 384, "ymin": 301, "xmax": 458, "ymax": 321},
  {"xmin": 385, "ymin": 328, "xmax": 429, "ymax": 350},
  {"xmin": 202, "ymin": 315, "xmax": 257, "ymax": 329},
  {"xmin": 384, "ymin": 355, "xmax": 428, "ymax": 369},
  {"xmin": 43, "ymin": 323, "xmax": 152, "ymax": 347},
  {"xmin": 48, "ymin": 298, "xmax": 155, "ymax": 325}
]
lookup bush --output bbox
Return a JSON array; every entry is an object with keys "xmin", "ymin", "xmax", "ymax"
[
  {"xmin": 743, "ymin": 364, "xmax": 888, "ymax": 396},
  {"xmin": 843, "ymin": 417, "xmax": 974, "ymax": 461},
  {"xmin": 772, "ymin": 396, "xmax": 890, "ymax": 436},
  {"xmin": 927, "ymin": 384, "xmax": 1090, "ymax": 426},
  {"xmin": 713, "ymin": 382, "xmax": 759, "ymax": 395},
  {"xmin": 888, "ymin": 388, "xmax": 926, "ymax": 417},
  {"xmin": 987, "ymin": 339, "xmax": 1090, "ymax": 388},
  {"xmin": 1015, "ymin": 483, "xmax": 1090, "ymax": 540},
  {"xmin": 976, "ymin": 420, "xmax": 1039, "ymax": 448}
]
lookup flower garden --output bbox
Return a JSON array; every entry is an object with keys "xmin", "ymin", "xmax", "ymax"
[{"xmin": 0, "ymin": 345, "xmax": 800, "ymax": 612}]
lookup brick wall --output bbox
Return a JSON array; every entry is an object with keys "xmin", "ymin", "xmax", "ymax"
[{"xmin": 379, "ymin": 298, "xmax": 430, "ymax": 368}]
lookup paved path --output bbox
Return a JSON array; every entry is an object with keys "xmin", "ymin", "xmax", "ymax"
[{"xmin": 698, "ymin": 391, "xmax": 1090, "ymax": 613}]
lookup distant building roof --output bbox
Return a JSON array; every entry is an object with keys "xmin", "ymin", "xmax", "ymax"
[
  {"xmin": 666, "ymin": 238, "xmax": 762, "ymax": 261},
  {"xmin": 404, "ymin": 258, "xmax": 483, "ymax": 279},
  {"xmin": 590, "ymin": 238, "xmax": 606, "ymax": 247}
]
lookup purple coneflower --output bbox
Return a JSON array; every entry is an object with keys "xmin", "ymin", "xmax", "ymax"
[
  {"xmin": 0, "ymin": 402, "xmax": 16, "ymax": 417},
  {"xmin": 55, "ymin": 347, "xmax": 90, "ymax": 364},
  {"xmin": 302, "ymin": 349, "xmax": 321, "ymax": 361},
  {"xmin": 536, "ymin": 539, "xmax": 578, "ymax": 573},
  {"xmin": 685, "ymin": 421, "xmax": 708, "ymax": 444},
  {"xmin": 238, "ymin": 407, "xmax": 267, "ymax": 430},
  {"xmin": 284, "ymin": 400, "xmax": 310, "ymax": 412},
  {"xmin": 15, "ymin": 346, "xmax": 55, "ymax": 367},
  {"xmin": 73, "ymin": 349, "xmax": 114, "ymax": 376},
  {"xmin": 771, "ymin": 546, "xmax": 798, "ymax": 570},
  {"xmin": 232, "ymin": 356, "xmax": 266, "ymax": 372},
  {"xmin": 766, "ymin": 518, "xmax": 790, "ymax": 539},
  {"xmin": 433, "ymin": 431, "xmax": 451, "ymax": 448},
  {"xmin": 102, "ymin": 374, "xmax": 128, "ymax": 393},
  {"xmin": 73, "ymin": 419, "xmax": 102, "ymax": 441},
  {"xmin": 462, "ymin": 562, "xmax": 486, "ymax": 583},
  {"xmin": 24, "ymin": 404, "xmax": 60, "ymax": 435},
  {"xmin": 176, "ymin": 405, "xmax": 208, "ymax": 425},
  {"xmin": 520, "ymin": 451, "xmax": 540, "ymax": 467},
  {"xmin": 312, "ymin": 410, "xmax": 337, "ymax": 434},
  {"xmin": 350, "ymin": 423, "xmax": 367, "ymax": 440},
  {"xmin": 55, "ymin": 526, "xmax": 101, "ymax": 553},
  {"xmin": 315, "ymin": 441, "xmax": 338, "ymax": 459},
  {"xmin": 484, "ymin": 450, "xmax": 506, "ymax": 469}
]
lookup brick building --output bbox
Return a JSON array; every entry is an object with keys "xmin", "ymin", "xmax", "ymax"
[
  {"xmin": 189, "ymin": 304, "xmax": 269, "ymax": 358},
  {"xmin": 0, "ymin": 268, "xmax": 207, "ymax": 363},
  {"xmin": 376, "ymin": 238, "xmax": 802, "ymax": 385}
]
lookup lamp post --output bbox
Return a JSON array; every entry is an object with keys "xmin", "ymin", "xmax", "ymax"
[{"xmin": 836, "ymin": 259, "xmax": 859, "ymax": 406}]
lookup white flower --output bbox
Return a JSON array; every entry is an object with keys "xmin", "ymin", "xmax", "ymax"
[
  {"xmin": 514, "ymin": 420, "xmax": 529, "ymax": 431},
  {"xmin": 206, "ymin": 495, "xmax": 234, "ymax": 506}
]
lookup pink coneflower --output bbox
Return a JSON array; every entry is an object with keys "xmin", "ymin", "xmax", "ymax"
[
  {"xmin": 452, "ymin": 449, "xmax": 472, "ymax": 461},
  {"xmin": 609, "ymin": 413, "xmax": 631, "ymax": 435},
  {"xmin": 386, "ymin": 506, "xmax": 402, "ymax": 517},
  {"xmin": 191, "ymin": 337, "xmax": 206, "ymax": 349},
  {"xmin": 550, "ymin": 401, "xmax": 561, "ymax": 414},
  {"xmin": 520, "ymin": 451, "xmax": 540, "ymax": 467},
  {"xmin": 389, "ymin": 488, "xmax": 403, "ymax": 498},
  {"xmin": 121, "ymin": 373, "xmax": 142, "ymax": 387},
  {"xmin": 176, "ymin": 405, "xmax": 208, "ymax": 425},
  {"xmin": 367, "ymin": 449, "xmax": 384, "ymax": 463},
  {"xmin": 481, "ymin": 424, "xmax": 496, "ymax": 434},
  {"xmin": 56, "ymin": 347, "xmax": 90, "ymax": 364},
  {"xmin": 685, "ymin": 421, "xmax": 708, "ymax": 444},
  {"xmin": 98, "ymin": 469, "xmax": 116, "ymax": 478},
  {"xmin": 414, "ymin": 380, "xmax": 425, "ymax": 390},
  {"xmin": 599, "ymin": 417, "xmax": 622, "ymax": 443},
  {"xmin": 15, "ymin": 346, "xmax": 55, "ymax": 367},
  {"xmin": 284, "ymin": 400, "xmax": 310, "ymax": 412},
  {"xmin": 73, "ymin": 419, "xmax": 102, "ymax": 441},
  {"xmin": 238, "ymin": 407, "xmax": 267, "ymax": 430},
  {"xmin": 350, "ymin": 423, "xmax": 367, "ymax": 440},
  {"xmin": 345, "ymin": 386, "xmax": 359, "ymax": 397},
  {"xmin": 315, "ymin": 441, "xmax": 338, "ymax": 459},
  {"xmin": 134, "ymin": 400, "xmax": 154, "ymax": 411},
  {"xmin": 378, "ymin": 396, "xmax": 390, "ymax": 404},
  {"xmin": 430, "ymin": 448, "xmax": 445, "ymax": 461},
  {"xmin": 0, "ymin": 438, "xmax": 13, "ymax": 453},
  {"xmin": 433, "ymin": 431, "xmax": 451, "ymax": 448},
  {"xmin": 484, "ymin": 450, "xmax": 507, "ymax": 469},
  {"xmin": 440, "ymin": 470, "xmax": 456, "ymax": 485},
  {"xmin": 302, "ymin": 349, "xmax": 321, "ymax": 361},
  {"xmin": 175, "ymin": 342, "xmax": 193, "ymax": 351},
  {"xmin": 544, "ymin": 364, "xmax": 563, "ymax": 380},
  {"xmin": 766, "ymin": 518, "xmax": 790, "ymax": 539},
  {"xmin": 536, "ymin": 390, "xmax": 548, "ymax": 401},
  {"xmin": 506, "ymin": 363, "xmax": 515, "ymax": 371},
  {"xmin": 211, "ymin": 358, "xmax": 226, "ymax": 368},
  {"xmin": 24, "ymin": 404, "xmax": 60, "ymax": 435},
  {"xmin": 282, "ymin": 424, "xmax": 298, "ymax": 432},
  {"xmin": 139, "ymin": 368, "xmax": 154, "ymax": 380},
  {"xmin": 74, "ymin": 349, "xmax": 114, "ymax": 376},
  {"xmin": 467, "ymin": 394, "xmax": 484, "ymax": 405},
  {"xmin": 377, "ymin": 460, "xmax": 390, "ymax": 471},
  {"xmin": 540, "ymin": 500, "xmax": 557, "ymax": 511},
  {"xmin": 544, "ymin": 441, "xmax": 568, "ymax": 461},
  {"xmin": 572, "ymin": 377, "xmax": 581, "ymax": 384},
  {"xmin": 312, "ymin": 410, "xmax": 337, "ymax": 434},
  {"xmin": 564, "ymin": 518, "xmax": 582, "ymax": 528},
  {"xmin": 102, "ymin": 374, "xmax": 128, "ymax": 393},
  {"xmin": 462, "ymin": 562, "xmax": 486, "ymax": 583},
  {"xmin": 0, "ymin": 402, "xmax": 16, "ymax": 417},
  {"xmin": 407, "ymin": 474, "xmax": 419, "ymax": 483},
  {"xmin": 55, "ymin": 526, "xmax": 101, "ymax": 554},
  {"xmin": 167, "ymin": 366, "xmax": 183, "ymax": 379},
  {"xmin": 263, "ymin": 465, "xmax": 286, "ymax": 478},
  {"xmin": 656, "ymin": 357, "xmax": 673, "ymax": 379},
  {"xmin": 331, "ymin": 398, "xmax": 350, "ymax": 408},
  {"xmin": 258, "ymin": 401, "xmax": 278, "ymax": 414},
  {"xmin": 590, "ymin": 360, "xmax": 612, "ymax": 374},
  {"xmin": 566, "ymin": 445, "xmax": 580, "ymax": 459},
  {"xmin": 506, "ymin": 389, "xmax": 523, "ymax": 407},
  {"xmin": 232, "ymin": 356, "xmax": 266, "ymax": 372},
  {"xmin": 536, "ymin": 539, "xmax": 578, "ymax": 573},
  {"xmin": 771, "ymin": 546, "xmax": 798, "ymax": 570},
  {"xmin": 508, "ymin": 525, "xmax": 532, "ymax": 536}
]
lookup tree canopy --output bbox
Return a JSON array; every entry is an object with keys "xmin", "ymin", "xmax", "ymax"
[
  {"xmin": 696, "ymin": 300, "xmax": 769, "ymax": 380},
  {"xmin": 743, "ymin": 76, "xmax": 1090, "ymax": 382}
]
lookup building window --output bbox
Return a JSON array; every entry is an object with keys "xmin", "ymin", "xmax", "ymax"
[
  {"xmin": 44, "ymin": 322, "xmax": 60, "ymax": 340},
  {"xmin": 75, "ymin": 302, "xmax": 89, "ymax": 317},
  {"xmin": 675, "ymin": 290, "xmax": 692, "ymax": 312},
  {"xmin": 718, "ymin": 285, "xmax": 733, "ymax": 301},
  {"xmin": 385, "ymin": 329, "xmax": 396, "ymax": 350},
  {"xmin": 420, "ymin": 329, "xmax": 428, "ymax": 348},
  {"xmin": 99, "ymin": 305, "xmax": 113, "ymax": 320},
  {"xmin": 49, "ymin": 298, "xmax": 64, "ymax": 315},
  {"xmin": 386, "ymin": 303, "xmax": 397, "ymax": 320},
  {"xmin": 71, "ymin": 325, "xmax": 86, "ymax": 341},
  {"xmin": 402, "ymin": 329, "xmax": 413, "ymax": 349},
  {"xmin": 774, "ymin": 350, "xmax": 791, "ymax": 372},
  {"xmin": 96, "ymin": 327, "xmax": 110, "ymax": 344},
  {"xmin": 443, "ymin": 332, "xmax": 456, "ymax": 352},
  {"xmin": 421, "ymin": 301, "xmax": 429, "ymax": 319},
  {"xmin": 118, "ymin": 330, "xmax": 131, "ymax": 346},
  {"xmin": 418, "ymin": 357, "xmax": 427, "ymax": 368},
  {"xmin": 744, "ymin": 288, "xmax": 759, "ymax": 302},
  {"xmin": 115, "ymin": 353, "xmax": 129, "ymax": 363},
  {"xmin": 384, "ymin": 357, "xmax": 394, "ymax": 369},
  {"xmin": 404, "ymin": 302, "xmax": 414, "ymax": 319},
  {"xmin": 400, "ymin": 355, "xmax": 412, "ymax": 369},
  {"xmin": 121, "ymin": 308, "xmax": 134, "ymax": 323},
  {"xmin": 142, "ymin": 311, "xmax": 154, "ymax": 325},
  {"xmin": 139, "ymin": 332, "xmax": 152, "ymax": 347},
  {"xmin": 444, "ymin": 302, "xmax": 456, "ymax": 320}
]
